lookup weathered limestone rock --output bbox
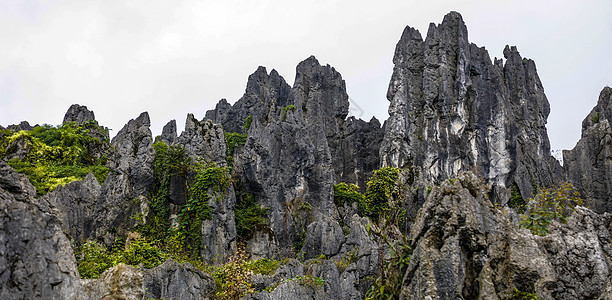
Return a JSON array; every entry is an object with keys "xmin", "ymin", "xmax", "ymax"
[
  {"xmin": 81, "ymin": 264, "xmax": 143, "ymax": 300},
  {"xmin": 0, "ymin": 162, "xmax": 84, "ymax": 300},
  {"xmin": 401, "ymin": 171, "xmax": 612, "ymax": 300},
  {"xmin": 41, "ymin": 173, "xmax": 101, "ymax": 244},
  {"xmin": 143, "ymin": 259, "xmax": 215, "ymax": 300},
  {"xmin": 90, "ymin": 112, "xmax": 155, "ymax": 245},
  {"xmin": 380, "ymin": 11, "xmax": 563, "ymax": 203},
  {"xmin": 201, "ymin": 187, "xmax": 237, "ymax": 264},
  {"xmin": 302, "ymin": 218, "xmax": 345, "ymax": 259},
  {"xmin": 564, "ymin": 86, "xmax": 612, "ymax": 213},
  {"xmin": 63, "ymin": 104, "xmax": 96, "ymax": 125},
  {"xmin": 159, "ymin": 119, "xmax": 178, "ymax": 145},
  {"xmin": 177, "ymin": 114, "xmax": 227, "ymax": 166}
]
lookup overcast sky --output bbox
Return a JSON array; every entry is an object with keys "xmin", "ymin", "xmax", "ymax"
[{"xmin": 1, "ymin": 0, "xmax": 610, "ymax": 151}]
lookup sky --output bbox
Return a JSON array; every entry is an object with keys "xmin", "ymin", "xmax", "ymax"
[{"xmin": 0, "ymin": 0, "xmax": 610, "ymax": 151}]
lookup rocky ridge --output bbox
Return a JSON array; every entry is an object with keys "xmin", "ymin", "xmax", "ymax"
[{"xmin": 0, "ymin": 10, "xmax": 611, "ymax": 300}]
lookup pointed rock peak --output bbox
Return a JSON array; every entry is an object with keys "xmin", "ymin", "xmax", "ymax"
[
  {"xmin": 63, "ymin": 104, "xmax": 96, "ymax": 125},
  {"xmin": 442, "ymin": 11, "xmax": 465, "ymax": 24},
  {"xmin": 426, "ymin": 11, "xmax": 469, "ymax": 44},
  {"xmin": 583, "ymin": 86, "xmax": 612, "ymax": 129},
  {"xmin": 399, "ymin": 26, "xmax": 423, "ymax": 43},
  {"xmin": 135, "ymin": 112, "xmax": 151, "ymax": 127},
  {"xmin": 159, "ymin": 120, "xmax": 177, "ymax": 144},
  {"xmin": 503, "ymin": 45, "xmax": 521, "ymax": 59}
]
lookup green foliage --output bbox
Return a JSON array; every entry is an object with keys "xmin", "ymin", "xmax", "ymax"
[
  {"xmin": 235, "ymin": 186, "xmax": 269, "ymax": 241},
  {"xmin": 0, "ymin": 122, "xmax": 110, "ymax": 196},
  {"xmin": 76, "ymin": 241, "xmax": 115, "ymax": 279},
  {"xmin": 212, "ymin": 245, "xmax": 254, "ymax": 299},
  {"xmin": 519, "ymin": 182, "xmax": 583, "ymax": 236},
  {"xmin": 591, "ymin": 111, "xmax": 601, "ymax": 123},
  {"xmin": 243, "ymin": 115, "xmax": 253, "ymax": 132},
  {"xmin": 365, "ymin": 233, "xmax": 411, "ymax": 300},
  {"xmin": 333, "ymin": 182, "xmax": 365, "ymax": 207},
  {"xmin": 508, "ymin": 182, "xmax": 526, "ymax": 213},
  {"xmin": 224, "ymin": 132, "xmax": 247, "ymax": 167},
  {"xmin": 121, "ymin": 237, "xmax": 168, "ymax": 268},
  {"xmin": 76, "ymin": 236, "xmax": 167, "ymax": 279},
  {"xmin": 335, "ymin": 248, "xmax": 359, "ymax": 272},
  {"xmin": 176, "ymin": 164, "xmax": 230, "ymax": 257},
  {"xmin": 140, "ymin": 141, "xmax": 192, "ymax": 241},
  {"xmin": 245, "ymin": 258, "xmax": 279, "ymax": 275},
  {"xmin": 281, "ymin": 105, "xmax": 296, "ymax": 121},
  {"xmin": 362, "ymin": 167, "xmax": 402, "ymax": 222},
  {"xmin": 507, "ymin": 288, "xmax": 542, "ymax": 300}
]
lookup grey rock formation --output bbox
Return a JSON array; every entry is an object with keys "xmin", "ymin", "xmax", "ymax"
[
  {"xmin": 63, "ymin": 104, "xmax": 96, "ymax": 125},
  {"xmin": 159, "ymin": 119, "xmax": 178, "ymax": 145},
  {"xmin": 201, "ymin": 187, "xmax": 237, "ymax": 264},
  {"xmin": 177, "ymin": 114, "xmax": 227, "ymax": 166},
  {"xmin": 143, "ymin": 259, "xmax": 215, "ymax": 300},
  {"xmin": 0, "ymin": 162, "xmax": 84, "ymax": 300},
  {"xmin": 302, "ymin": 218, "xmax": 345, "ymax": 259},
  {"xmin": 204, "ymin": 67, "xmax": 291, "ymax": 133},
  {"xmin": 90, "ymin": 112, "xmax": 155, "ymax": 245},
  {"xmin": 380, "ymin": 11, "xmax": 562, "ymax": 203},
  {"xmin": 564, "ymin": 86, "xmax": 612, "ymax": 213},
  {"xmin": 81, "ymin": 264, "xmax": 143, "ymax": 300},
  {"xmin": 6, "ymin": 121, "xmax": 33, "ymax": 131},
  {"xmin": 41, "ymin": 173, "xmax": 101, "ymax": 244},
  {"xmin": 401, "ymin": 171, "xmax": 612, "ymax": 300}
]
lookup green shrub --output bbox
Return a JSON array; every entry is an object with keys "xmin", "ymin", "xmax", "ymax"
[
  {"xmin": 333, "ymin": 182, "xmax": 364, "ymax": 207},
  {"xmin": 224, "ymin": 132, "xmax": 247, "ymax": 167},
  {"xmin": 508, "ymin": 182, "xmax": 526, "ymax": 213},
  {"xmin": 362, "ymin": 167, "xmax": 401, "ymax": 222},
  {"xmin": 519, "ymin": 182, "xmax": 582, "ymax": 236},
  {"xmin": 591, "ymin": 111, "xmax": 601, "ymax": 123},
  {"xmin": 507, "ymin": 288, "xmax": 542, "ymax": 300},
  {"xmin": 76, "ymin": 237, "xmax": 167, "ymax": 279},
  {"xmin": 76, "ymin": 241, "xmax": 115, "ymax": 279},
  {"xmin": 212, "ymin": 245, "xmax": 254, "ymax": 299},
  {"xmin": 121, "ymin": 237, "xmax": 168, "ymax": 268},
  {"xmin": 1, "ymin": 122, "xmax": 110, "ymax": 196},
  {"xmin": 245, "ymin": 258, "xmax": 279, "ymax": 275},
  {"xmin": 235, "ymin": 186, "xmax": 269, "ymax": 241}
]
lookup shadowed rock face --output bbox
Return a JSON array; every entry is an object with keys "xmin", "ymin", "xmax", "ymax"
[
  {"xmin": 380, "ymin": 11, "xmax": 563, "ymax": 202},
  {"xmin": 63, "ymin": 104, "xmax": 96, "ymax": 125},
  {"xmin": 564, "ymin": 86, "xmax": 612, "ymax": 213}
]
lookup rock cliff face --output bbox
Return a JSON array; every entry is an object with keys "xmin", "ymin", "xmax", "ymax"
[
  {"xmin": 41, "ymin": 173, "xmax": 101, "ymax": 244},
  {"xmin": 0, "ymin": 162, "xmax": 84, "ymax": 300},
  {"xmin": 3, "ymin": 10, "xmax": 612, "ymax": 300},
  {"xmin": 564, "ymin": 86, "xmax": 612, "ymax": 213},
  {"xmin": 380, "ymin": 12, "xmax": 562, "ymax": 203},
  {"xmin": 402, "ymin": 172, "xmax": 612, "ymax": 300},
  {"xmin": 90, "ymin": 112, "xmax": 155, "ymax": 245}
]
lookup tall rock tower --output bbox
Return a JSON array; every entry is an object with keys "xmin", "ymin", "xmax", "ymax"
[{"xmin": 380, "ymin": 11, "xmax": 563, "ymax": 201}]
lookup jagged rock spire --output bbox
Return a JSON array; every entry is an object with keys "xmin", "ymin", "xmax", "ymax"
[{"xmin": 380, "ymin": 11, "xmax": 563, "ymax": 201}]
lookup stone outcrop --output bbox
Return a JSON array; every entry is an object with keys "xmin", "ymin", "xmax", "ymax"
[
  {"xmin": 82, "ymin": 260, "xmax": 216, "ymax": 300},
  {"xmin": 401, "ymin": 171, "xmax": 612, "ymax": 300},
  {"xmin": 380, "ymin": 11, "xmax": 563, "ymax": 203},
  {"xmin": 177, "ymin": 114, "xmax": 227, "ymax": 166},
  {"xmin": 90, "ymin": 112, "xmax": 155, "ymax": 245},
  {"xmin": 564, "ymin": 86, "xmax": 612, "ymax": 213},
  {"xmin": 0, "ymin": 162, "xmax": 84, "ymax": 300},
  {"xmin": 41, "ymin": 173, "xmax": 101, "ymax": 244},
  {"xmin": 143, "ymin": 259, "xmax": 216, "ymax": 300},
  {"xmin": 63, "ymin": 104, "xmax": 96, "ymax": 125},
  {"xmin": 158, "ymin": 119, "xmax": 178, "ymax": 145}
]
